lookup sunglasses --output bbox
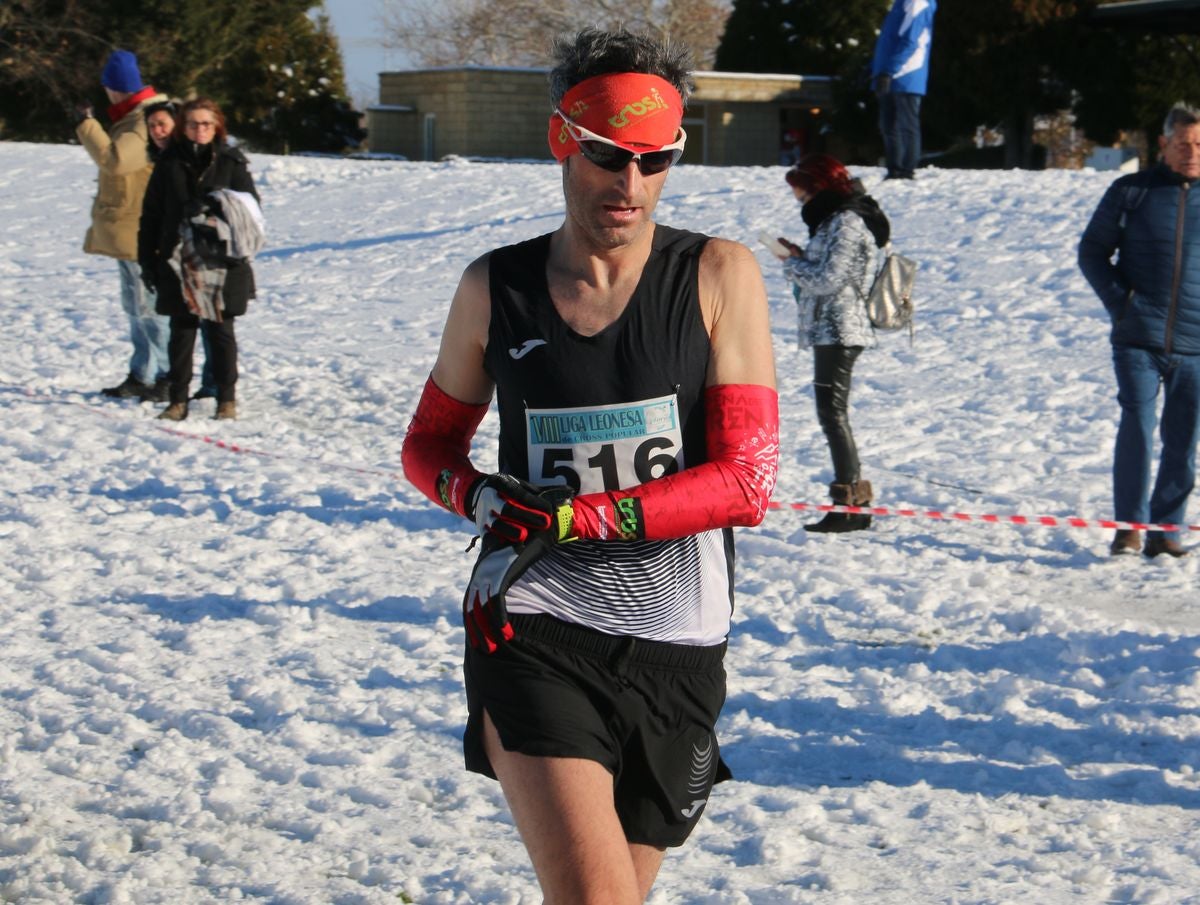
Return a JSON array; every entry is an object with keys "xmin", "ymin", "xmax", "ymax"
[{"xmin": 555, "ymin": 111, "xmax": 686, "ymax": 175}]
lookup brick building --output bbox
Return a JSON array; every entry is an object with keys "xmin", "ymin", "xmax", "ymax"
[{"xmin": 366, "ymin": 67, "xmax": 835, "ymax": 166}]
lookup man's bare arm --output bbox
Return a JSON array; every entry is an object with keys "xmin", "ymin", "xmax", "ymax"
[
  {"xmin": 699, "ymin": 237, "xmax": 777, "ymax": 390},
  {"xmin": 430, "ymin": 254, "xmax": 495, "ymax": 405},
  {"xmin": 401, "ymin": 255, "xmax": 495, "ymax": 516}
]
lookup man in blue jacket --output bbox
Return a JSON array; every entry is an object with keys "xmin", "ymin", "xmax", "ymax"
[
  {"xmin": 871, "ymin": 0, "xmax": 937, "ymax": 180},
  {"xmin": 1079, "ymin": 102, "xmax": 1200, "ymax": 559}
]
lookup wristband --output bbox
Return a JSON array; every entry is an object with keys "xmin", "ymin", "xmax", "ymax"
[{"xmin": 401, "ymin": 376, "xmax": 487, "ymax": 516}]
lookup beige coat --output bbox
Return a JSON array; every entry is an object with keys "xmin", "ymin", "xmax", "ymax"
[{"xmin": 77, "ymin": 92, "xmax": 166, "ymax": 260}]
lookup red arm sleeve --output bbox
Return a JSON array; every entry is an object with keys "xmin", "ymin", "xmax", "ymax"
[
  {"xmin": 401, "ymin": 375, "xmax": 488, "ymax": 517},
  {"xmin": 571, "ymin": 383, "xmax": 779, "ymax": 541}
]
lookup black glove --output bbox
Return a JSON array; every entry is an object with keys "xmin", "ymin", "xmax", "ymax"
[
  {"xmin": 462, "ymin": 478, "xmax": 575, "ymax": 653},
  {"xmin": 873, "ymin": 75, "xmax": 892, "ymax": 97},
  {"xmin": 74, "ymin": 103, "xmax": 94, "ymax": 124},
  {"xmin": 467, "ymin": 474, "xmax": 575, "ymax": 545}
]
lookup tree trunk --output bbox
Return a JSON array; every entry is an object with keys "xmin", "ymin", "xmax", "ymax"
[{"xmin": 1002, "ymin": 109, "xmax": 1038, "ymax": 169}]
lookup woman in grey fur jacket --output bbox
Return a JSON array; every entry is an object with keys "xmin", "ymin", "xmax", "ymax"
[{"xmin": 772, "ymin": 154, "xmax": 890, "ymax": 533}]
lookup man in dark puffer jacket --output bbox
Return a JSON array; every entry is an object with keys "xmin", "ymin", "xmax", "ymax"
[{"xmin": 1079, "ymin": 102, "xmax": 1200, "ymax": 559}]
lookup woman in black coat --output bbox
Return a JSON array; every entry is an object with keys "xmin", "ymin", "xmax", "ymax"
[{"xmin": 139, "ymin": 97, "xmax": 259, "ymax": 421}]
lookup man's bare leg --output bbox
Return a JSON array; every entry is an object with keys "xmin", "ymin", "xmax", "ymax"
[
  {"xmin": 483, "ymin": 713, "xmax": 666, "ymax": 904},
  {"xmin": 629, "ymin": 842, "xmax": 667, "ymax": 901}
]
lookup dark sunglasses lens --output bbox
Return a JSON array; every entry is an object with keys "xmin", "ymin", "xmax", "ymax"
[
  {"xmin": 579, "ymin": 141, "xmax": 681, "ymax": 175},
  {"xmin": 579, "ymin": 141, "xmax": 633, "ymax": 172},
  {"xmin": 636, "ymin": 149, "xmax": 682, "ymax": 175}
]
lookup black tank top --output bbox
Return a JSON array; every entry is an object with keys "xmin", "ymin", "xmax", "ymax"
[{"xmin": 483, "ymin": 225, "xmax": 734, "ymax": 644}]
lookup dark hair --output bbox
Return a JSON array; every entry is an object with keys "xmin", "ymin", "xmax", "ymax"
[
  {"xmin": 144, "ymin": 100, "xmax": 177, "ymax": 122},
  {"xmin": 785, "ymin": 154, "xmax": 854, "ymax": 197},
  {"xmin": 548, "ymin": 28, "xmax": 694, "ymax": 109},
  {"xmin": 177, "ymin": 97, "xmax": 227, "ymax": 145}
]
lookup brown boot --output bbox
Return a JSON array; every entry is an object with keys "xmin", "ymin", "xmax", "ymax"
[
  {"xmin": 156, "ymin": 402, "xmax": 188, "ymax": 422},
  {"xmin": 1143, "ymin": 532, "xmax": 1187, "ymax": 558},
  {"xmin": 805, "ymin": 480, "xmax": 873, "ymax": 533},
  {"xmin": 1109, "ymin": 529, "xmax": 1142, "ymax": 556},
  {"xmin": 851, "ymin": 479, "xmax": 873, "ymax": 506},
  {"xmin": 215, "ymin": 401, "xmax": 237, "ymax": 420}
]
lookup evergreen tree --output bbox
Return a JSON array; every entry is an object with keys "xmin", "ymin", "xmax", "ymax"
[
  {"xmin": 923, "ymin": 1, "xmax": 1081, "ymax": 167},
  {"xmin": 712, "ymin": 0, "xmax": 796, "ymax": 74},
  {"xmin": 0, "ymin": 0, "xmax": 363, "ymax": 153},
  {"xmin": 1067, "ymin": 25, "xmax": 1199, "ymax": 148},
  {"xmin": 927, "ymin": 1, "xmax": 1200, "ymax": 167},
  {"xmin": 715, "ymin": 0, "xmax": 888, "ymax": 77},
  {"xmin": 218, "ymin": 12, "xmax": 365, "ymax": 154},
  {"xmin": 714, "ymin": 0, "xmax": 890, "ymax": 160}
]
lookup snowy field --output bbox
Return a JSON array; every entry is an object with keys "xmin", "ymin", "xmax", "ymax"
[{"xmin": 2, "ymin": 142, "xmax": 1199, "ymax": 904}]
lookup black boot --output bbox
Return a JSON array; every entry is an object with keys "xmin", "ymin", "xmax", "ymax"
[
  {"xmin": 101, "ymin": 374, "xmax": 150, "ymax": 399},
  {"xmin": 142, "ymin": 378, "xmax": 170, "ymax": 403},
  {"xmin": 805, "ymin": 480, "xmax": 873, "ymax": 533}
]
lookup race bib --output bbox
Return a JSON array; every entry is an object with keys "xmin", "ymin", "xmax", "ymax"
[{"xmin": 525, "ymin": 393, "xmax": 684, "ymax": 493}]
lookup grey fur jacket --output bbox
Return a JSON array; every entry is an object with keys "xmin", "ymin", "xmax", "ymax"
[{"xmin": 783, "ymin": 209, "xmax": 880, "ymax": 349}]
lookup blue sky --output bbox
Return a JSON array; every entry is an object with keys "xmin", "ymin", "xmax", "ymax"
[{"xmin": 320, "ymin": 0, "xmax": 412, "ymax": 107}]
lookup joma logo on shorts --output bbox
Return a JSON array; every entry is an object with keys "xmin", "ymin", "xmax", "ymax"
[
  {"xmin": 680, "ymin": 737, "xmax": 715, "ymax": 819},
  {"xmin": 608, "ymin": 89, "xmax": 670, "ymax": 129}
]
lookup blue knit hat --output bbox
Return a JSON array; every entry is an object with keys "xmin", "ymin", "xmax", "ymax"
[{"xmin": 101, "ymin": 50, "xmax": 143, "ymax": 93}]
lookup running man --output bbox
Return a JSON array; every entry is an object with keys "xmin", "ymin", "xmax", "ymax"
[{"xmin": 401, "ymin": 28, "xmax": 778, "ymax": 904}]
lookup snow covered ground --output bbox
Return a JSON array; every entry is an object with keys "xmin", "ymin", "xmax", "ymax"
[{"xmin": 2, "ymin": 142, "xmax": 1199, "ymax": 904}]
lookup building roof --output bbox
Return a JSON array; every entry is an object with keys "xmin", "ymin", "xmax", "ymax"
[
  {"xmin": 379, "ymin": 65, "xmax": 830, "ymax": 82},
  {"xmin": 1090, "ymin": 0, "xmax": 1200, "ymax": 33}
]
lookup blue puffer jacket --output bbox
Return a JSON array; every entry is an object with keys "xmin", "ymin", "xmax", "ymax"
[{"xmin": 1079, "ymin": 164, "xmax": 1200, "ymax": 355}]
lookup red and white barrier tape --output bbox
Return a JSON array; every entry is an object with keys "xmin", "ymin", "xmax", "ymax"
[
  {"xmin": 767, "ymin": 501, "xmax": 1200, "ymax": 534},
  {"xmin": 153, "ymin": 423, "xmax": 403, "ymax": 481},
  {"xmin": 11, "ymin": 388, "xmax": 403, "ymax": 481},
  {"xmin": 12, "ymin": 389, "xmax": 1198, "ymax": 534}
]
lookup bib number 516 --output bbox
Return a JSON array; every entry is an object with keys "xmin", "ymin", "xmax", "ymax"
[{"xmin": 540, "ymin": 437, "xmax": 680, "ymax": 493}]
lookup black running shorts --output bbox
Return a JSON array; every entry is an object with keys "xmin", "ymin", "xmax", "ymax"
[{"xmin": 463, "ymin": 612, "xmax": 732, "ymax": 848}]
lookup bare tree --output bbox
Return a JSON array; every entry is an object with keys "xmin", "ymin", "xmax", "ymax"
[
  {"xmin": 380, "ymin": 0, "xmax": 730, "ymax": 70},
  {"xmin": 0, "ymin": 0, "xmax": 107, "ymax": 137}
]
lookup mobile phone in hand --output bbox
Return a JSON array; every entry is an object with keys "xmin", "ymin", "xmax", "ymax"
[{"xmin": 758, "ymin": 231, "xmax": 790, "ymax": 257}]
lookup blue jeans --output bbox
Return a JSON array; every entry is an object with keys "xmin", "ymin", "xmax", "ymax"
[
  {"xmin": 878, "ymin": 92, "xmax": 922, "ymax": 178},
  {"xmin": 1112, "ymin": 345, "xmax": 1200, "ymax": 540},
  {"xmin": 117, "ymin": 259, "xmax": 170, "ymax": 386}
]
